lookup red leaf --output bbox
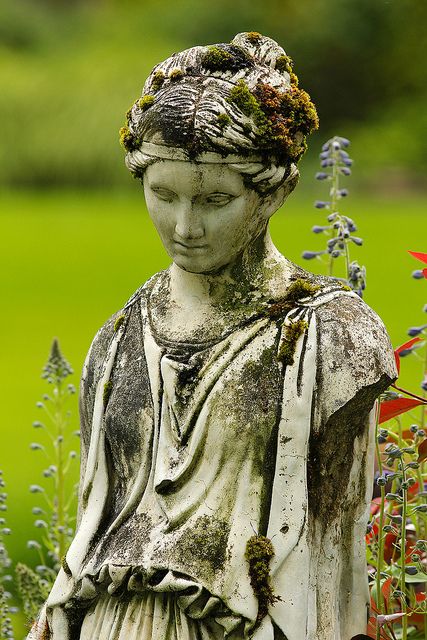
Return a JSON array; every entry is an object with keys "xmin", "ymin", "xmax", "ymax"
[
  {"xmin": 418, "ymin": 438, "xmax": 427, "ymax": 463},
  {"xmin": 379, "ymin": 397, "xmax": 425, "ymax": 423},
  {"xmin": 409, "ymin": 250, "xmax": 427, "ymax": 265},
  {"xmin": 394, "ymin": 337, "xmax": 422, "ymax": 374},
  {"xmin": 381, "ymin": 577, "xmax": 392, "ymax": 603}
]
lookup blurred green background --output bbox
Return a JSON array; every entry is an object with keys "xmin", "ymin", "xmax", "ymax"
[{"xmin": 1, "ymin": 0, "xmax": 426, "ymax": 633}]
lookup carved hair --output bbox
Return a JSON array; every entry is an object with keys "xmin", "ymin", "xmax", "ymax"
[{"xmin": 121, "ymin": 32, "xmax": 318, "ymax": 195}]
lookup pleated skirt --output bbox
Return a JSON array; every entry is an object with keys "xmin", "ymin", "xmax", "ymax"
[{"xmin": 79, "ymin": 591, "xmax": 226, "ymax": 640}]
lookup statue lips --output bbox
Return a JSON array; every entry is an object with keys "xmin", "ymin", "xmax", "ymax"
[{"xmin": 173, "ymin": 240, "xmax": 208, "ymax": 252}]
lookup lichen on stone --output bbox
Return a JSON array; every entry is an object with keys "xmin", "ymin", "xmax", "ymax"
[
  {"xmin": 119, "ymin": 125, "xmax": 139, "ymax": 152},
  {"xmin": 285, "ymin": 278, "xmax": 321, "ymax": 303},
  {"xmin": 227, "ymin": 79, "xmax": 318, "ymax": 163},
  {"xmin": 151, "ymin": 70, "xmax": 165, "ymax": 91},
  {"xmin": 103, "ymin": 380, "xmax": 113, "ymax": 408},
  {"xmin": 245, "ymin": 535, "xmax": 277, "ymax": 627},
  {"xmin": 114, "ymin": 314, "xmax": 126, "ymax": 332},
  {"xmin": 278, "ymin": 319, "xmax": 308, "ymax": 365},
  {"xmin": 275, "ymin": 54, "xmax": 293, "ymax": 75},
  {"xmin": 61, "ymin": 556, "xmax": 72, "ymax": 576},
  {"xmin": 169, "ymin": 68, "xmax": 183, "ymax": 81},
  {"xmin": 217, "ymin": 113, "xmax": 231, "ymax": 130},
  {"xmin": 138, "ymin": 95, "xmax": 155, "ymax": 111},
  {"xmin": 246, "ymin": 31, "xmax": 262, "ymax": 44},
  {"xmin": 267, "ymin": 278, "xmax": 320, "ymax": 319},
  {"xmin": 202, "ymin": 46, "xmax": 233, "ymax": 71}
]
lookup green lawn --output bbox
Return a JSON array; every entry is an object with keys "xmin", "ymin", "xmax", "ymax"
[{"xmin": 1, "ymin": 187, "xmax": 426, "ymax": 633}]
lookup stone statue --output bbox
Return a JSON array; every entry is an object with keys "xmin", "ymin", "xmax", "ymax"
[{"xmin": 28, "ymin": 32, "xmax": 397, "ymax": 640}]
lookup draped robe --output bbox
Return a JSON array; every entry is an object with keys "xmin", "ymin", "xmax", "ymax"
[{"xmin": 28, "ymin": 267, "xmax": 397, "ymax": 640}]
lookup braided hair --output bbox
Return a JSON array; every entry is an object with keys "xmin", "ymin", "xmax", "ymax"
[{"xmin": 120, "ymin": 32, "xmax": 318, "ymax": 195}]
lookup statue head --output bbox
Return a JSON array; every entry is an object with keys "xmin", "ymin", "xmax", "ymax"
[{"xmin": 120, "ymin": 32, "xmax": 318, "ymax": 273}]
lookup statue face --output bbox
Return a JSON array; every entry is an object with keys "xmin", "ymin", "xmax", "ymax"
[{"xmin": 143, "ymin": 160, "xmax": 271, "ymax": 274}]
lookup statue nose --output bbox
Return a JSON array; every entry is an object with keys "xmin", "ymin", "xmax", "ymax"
[{"xmin": 174, "ymin": 201, "xmax": 204, "ymax": 239}]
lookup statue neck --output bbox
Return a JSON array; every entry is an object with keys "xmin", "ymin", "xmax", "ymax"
[{"xmin": 168, "ymin": 229, "xmax": 291, "ymax": 312}]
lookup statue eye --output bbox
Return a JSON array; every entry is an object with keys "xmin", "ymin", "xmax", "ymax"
[
  {"xmin": 205, "ymin": 193, "xmax": 235, "ymax": 206},
  {"xmin": 151, "ymin": 187, "xmax": 176, "ymax": 202}
]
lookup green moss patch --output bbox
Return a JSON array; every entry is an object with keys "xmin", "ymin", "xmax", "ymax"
[
  {"xmin": 151, "ymin": 70, "xmax": 165, "ymax": 91},
  {"xmin": 119, "ymin": 125, "xmax": 139, "ymax": 152},
  {"xmin": 227, "ymin": 79, "xmax": 318, "ymax": 163},
  {"xmin": 275, "ymin": 54, "xmax": 293, "ymax": 75},
  {"xmin": 103, "ymin": 380, "xmax": 113, "ymax": 408},
  {"xmin": 169, "ymin": 68, "xmax": 183, "ymax": 81},
  {"xmin": 217, "ymin": 113, "xmax": 231, "ymax": 129},
  {"xmin": 114, "ymin": 314, "xmax": 126, "ymax": 332},
  {"xmin": 202, "ymin": 46, "xmax": 233, "ymax": 71},
  {"xmin": 138, "ymin": 95, "xmax": 155, "ymax": 111},
  {"xmin": 278, "ymin": 318, "xmax": 308, "ymax": 365},
  {"xmin": 245, "ymin": 535, "xmax": 277, "ymax": 627},
  {"xmin": 246, "ymin": 31, "xmax": 262, "ymax": 44}
]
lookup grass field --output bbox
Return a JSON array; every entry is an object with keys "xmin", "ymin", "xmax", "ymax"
[{"xmin": 1, "ymin": 186, "xmax": 426, "ymax": 632}]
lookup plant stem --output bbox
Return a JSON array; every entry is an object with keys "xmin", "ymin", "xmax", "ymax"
[
  {"xmin": 54, "ymin": 380, "xmax": 66, "ymax": 561},
  {"xmin": 398, "ymin": 415, "xmax": 408, "ymax": 640},
  {"xmin": 328, "ymin": 144, "xmax": 339, "ymax": 277},
  {"xmin": 391, "ymin": 384, "xmax": 427, "ymax": 403}
]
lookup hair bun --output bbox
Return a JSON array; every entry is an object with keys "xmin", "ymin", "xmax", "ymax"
[{"xmin": 231, "ymin": 32, "xmax": 287, "ymax": 69}]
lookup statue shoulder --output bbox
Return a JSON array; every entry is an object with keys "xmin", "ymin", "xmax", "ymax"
[
  {"xmin": 80, "ymin": 274, "xmax": 159, "ymax": 408},
  {"xmin": 312, "ymin": 291, "xmax": 398, "ymax": 429}
]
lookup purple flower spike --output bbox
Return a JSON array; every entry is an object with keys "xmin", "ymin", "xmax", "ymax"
[
  {"xmin": 315, "ymin": 172, "xmax": 329, "ymax": 180},
  {"xmin": 408, "ymin": 324, "xmax": 427, "ymax": 337},
  {"xmin": 399, "ymin": 348, "xmax": 413, "ymax": 357},
  {"xmin": 312, "ymin": 225, "xmax": 329, "ymax": 234},
  {"xmin": 343, "ymin": 158, "xmax": 353, "ymax": 167},
  {"xmin": 319, "ymin": 151, "xmax": 330, "ymax": 159},
  {"xmin": 321, "ymin": 158, "xmax": 334, "ymax": 168},
  {"xmin": 314, "ymin": 200, "xmax": 330, "ymax": 209},
  {"xmin": 337, "ymin": 137, "xmax": 350, "ymax": 147},
  {"xmin": 423, "ymin": 304, "xmax": 427, "ymax": 313},
  {"xmin": 350, "ymin": 236, "xmax": 363, "ymax": 246},
  {"xmin": 338, "ymin": 188, "xmax": 349, "ymax": 197},
  {"xmin": 340, "ymin": 167, "xmax": 352, "ymax": 175},
  {"xmin": 302, "ymin": 251, "xmax": 321, "ymax": 260},
  {"xmin": 412, "ymin": 270, "xmax": 424, "ymax": 279},
  {"xmin": 322, "ymin": 142, "xmax": 329, "ymax": 151},
  {"xmin": 421, "ymin": 380, "xmax": 427, "ymax": 391}
]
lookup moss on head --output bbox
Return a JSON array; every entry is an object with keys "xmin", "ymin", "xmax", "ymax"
[
  {"xmin": 138, "ymin": 95, "xmax": 155, "ymax": 111},
  {"xmin": 217, "ymin": 113, "xmax": 232, "ymax": 130},
  {"xmin": 246, "ymin": 31, "xmax": 262, "ymax": 44},
  {"xmin": 245, "ymin": 535, "xmax": 277, "ymax": 627},
  {"xmin": 227, "ymin": 80, "xmax": 267, "ymax": 129},
  {"xmin": 275, "ymin": 54, "xmax": 293, "ymax": 75},
  {"xmin": 119, "ymin": 125, "xmax": 139, "ymax": 152},
  {"xmin": 227, "ymin": 79, "xmax": 318, "ymax": 163},
  {"xmin": 151, "ymin": 70, "xmax": 165, "ymax": 91},
  {"xmin": 202, "ymin": 46, "xmax": 234, "ymax": 71},
  {"xmin": 169, "ymin": 68, "xmax": 184, "ymax": 81}
]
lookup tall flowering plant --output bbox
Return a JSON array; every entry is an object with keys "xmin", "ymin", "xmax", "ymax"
[
  {"xmin": 367, "ymin": 253, "xmax": 427, "ymax": 640},
  {"xmin": 305, "ymin": 139, "xmax": 427, "ymax": 639},
  {"xmin": 302, "ymin": 135, "xmax": 366, "ymax": 293}
]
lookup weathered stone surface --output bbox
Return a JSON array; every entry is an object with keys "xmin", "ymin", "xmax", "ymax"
[{"xmin": 28, "ymin": 32, "xmax": 396, "ymax": 640}]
